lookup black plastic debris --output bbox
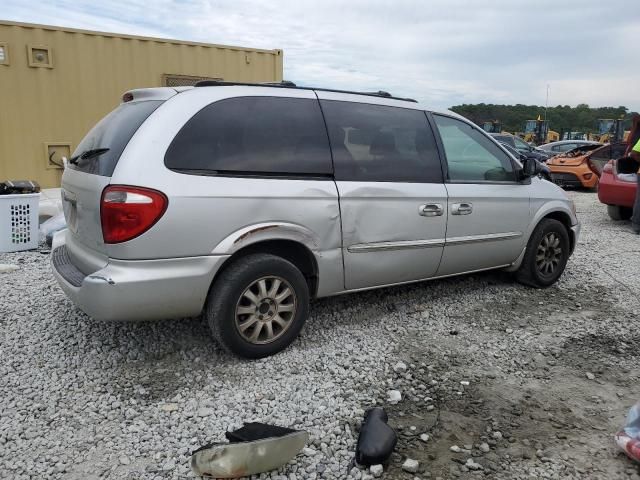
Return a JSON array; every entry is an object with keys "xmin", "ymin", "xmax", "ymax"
[{"xmin": 355, "ymin": 407, "xmax": 397, "ymax": 466}]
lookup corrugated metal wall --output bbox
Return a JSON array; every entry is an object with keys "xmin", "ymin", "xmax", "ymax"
[{"xmin": 0, "ymin": 21, "xmax": 283, "ymax": 187}]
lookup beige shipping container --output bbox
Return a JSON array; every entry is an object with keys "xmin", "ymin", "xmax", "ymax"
[{"xmin": 0, "ymin": 20, "xmax": 283, "ymax": 187}]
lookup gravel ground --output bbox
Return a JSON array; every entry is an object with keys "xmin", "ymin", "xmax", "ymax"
[{"xmin": 1, "ymin": 190, "xmax": 640, "ymax": 480}]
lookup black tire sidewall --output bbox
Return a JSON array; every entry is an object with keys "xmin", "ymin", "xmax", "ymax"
[
  {"xmin": 524, "ymin": 219, "xmax": 570, "ymax": 287},
  {"xmin": 207, "ymin": 254, "xmax": 309, "ymax": 359}
]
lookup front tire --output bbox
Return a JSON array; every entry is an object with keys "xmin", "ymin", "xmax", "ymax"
[
  {"xmin": 607, "ymin": 205, "xmax": 632, "ymax": 221},
  {"xmin": 205, "ymin": 253, "xmax": 310, "ymax": 359},
  {"xmin": 516, "ymin": 219, "xmax": 570, "ymax": 288}
]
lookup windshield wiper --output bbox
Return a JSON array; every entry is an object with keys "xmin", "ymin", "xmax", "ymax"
[{"xmin": 69, "ymin": 148, "xmax": 110, "ymax": 165}]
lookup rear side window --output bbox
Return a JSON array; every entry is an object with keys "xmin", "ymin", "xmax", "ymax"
[
  {"xmin": 165, "ymin": 97, "xmax": 332, "ymax": 176},
  {"xmin": 70, "ymin": 100, "xmax": 162, "ymax": 176},
  {"xmin": 321, "ymin": 100, "xmax": 442, "ymax": 183}
]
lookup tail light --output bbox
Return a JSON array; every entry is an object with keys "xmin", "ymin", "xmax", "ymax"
[
  {"xmin": 603, "ymin": 161, "xmax": 614, "ymax": 174},
  {"xmin": 101, "ymin": 185, "xmax": 168, "ymax": 243}
]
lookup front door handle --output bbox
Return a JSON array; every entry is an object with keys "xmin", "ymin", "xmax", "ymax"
[
  {"xmin": 419, "ymin": 203, "xmax": 444, "ymax": 217},
  {"xmin": 451, "ymin": 202, "xmax": 473, "ymax": 215}
]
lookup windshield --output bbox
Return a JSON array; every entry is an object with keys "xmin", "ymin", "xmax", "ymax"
[
  {"xmin": 69, "ymin": 100, "xmax": 162, "ymax": 176},
  {"xmin": 513, "ymin": 137, "xmax": 531, "ymax": 152}
]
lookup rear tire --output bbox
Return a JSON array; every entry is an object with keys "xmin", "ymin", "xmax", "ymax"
[
  {"xmin": 205, "ymin": 253, "xmax": 309, "ymax": 359},
  {"xmin": 607, "ymin": 205, "xmax": 632, "ymax": 221},
  {"xmin": 516, "ymin": 219, "xmax": 570, "ymax": 288}
]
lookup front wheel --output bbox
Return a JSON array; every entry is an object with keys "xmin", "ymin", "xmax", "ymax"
[
  {"xmin": 516, "ymin": 219, "xmax": 570, "ymax": 288},
  {"xmin": 205, "ymin": 253, "xmax": 310, "ymax": 359}
]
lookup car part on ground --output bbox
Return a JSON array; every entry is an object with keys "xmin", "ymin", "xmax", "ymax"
[
  {"xmin": 191, "ymin": 423, "xmax": 308, "ymax": 478},
  {"xmin": 50, "ymin": 83, "xmax": 580, "ymax": 358},
  {"xmin": 355, "ymin": 407, "xmax": 397, "ymax": 466}
]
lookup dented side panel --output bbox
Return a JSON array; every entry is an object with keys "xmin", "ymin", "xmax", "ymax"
[{"xmin": 337, "ymin": 181, "xmax": 448, "ymax": 290}]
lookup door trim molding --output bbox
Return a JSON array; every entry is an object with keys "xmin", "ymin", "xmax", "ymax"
[
  {"xmin": 446, "ymin": 231, "xmax": 522, "ymax": 246},
  {"xmin": 347, "ymin": 238, "xmax": 445, "ymax": 253}
]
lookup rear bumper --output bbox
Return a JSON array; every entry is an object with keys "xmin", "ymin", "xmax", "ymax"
[
  {"xmin": 51, "ymin": 233, "xmax": 229, "ymax": 321},
  {"xmin": 548, "ymin": 167, "xmax": 597, "ymax": 188},
  {"xmin": 597, "ymin": 172, "xmax": 637, "ymax": 208}
]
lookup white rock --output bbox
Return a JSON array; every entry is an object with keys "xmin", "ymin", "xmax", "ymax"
[
  {"xmin": 0, "ymin": 264, "xmax": 18, "ymax": 274},
  {"xmin": 160, "ymin": 403, "xmax": 179, "ymax": 412},
  {"xmin": 387, "ymin": 390, "xmax": 402, "ymax": 404},
  {"xmin": 450, "ymin": 445, "xmax": 461, "ymax": 453},
  {"xmin": 586, "ymin": 372, "xmax": 595, "ymax": 380},
  {"xmin": 460, "ymin": 381, "xmax": 470, "ymax": 386},
  {"xmin": 118, "ymin": 456, "xmax": 130, "ymax": 465},
  {"xmin": 370, "ymin": 464, "xmax": 384, "ymax": 477},
  {"xmin": 402, "ymin": 458, "xmax": 419, "ymax": 473},
  {"xmin": 393, "ymin": 361, "xmax": 407, "ymax": 372},
  {"xmin": 479, "ymin": 442, "xmax": 490, "ymax": 453},
  {"xmin": 302, "ymin": 447, "xmax": 317, "ymax": 456},
  {"xmin": 197, "ymin": 407, "xmax": 214, "ymax": 417},
  {"xmin": 465, "ymin": 458, "xmax": 483, "ymax": 470},
  {"xmin": 492, "ymin": 431, "xmax": 503, "ymax": 440},
  {"xmin": 419, "ymin": 433, "xmax": 430, "ymax": 442}
]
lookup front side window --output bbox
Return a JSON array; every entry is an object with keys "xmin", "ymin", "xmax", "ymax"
[
  {"xmin": 165, "ymin": 97, "xmax": 332, "ymax": 176},
  {"xmin": 321, "ymin": 100, "xmax": 442, "ymax": 183},
  {"xmin": 432, "ymin": 115, "xmax": 515, "ymax": 182}
]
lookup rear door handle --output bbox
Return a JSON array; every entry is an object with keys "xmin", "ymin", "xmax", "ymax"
[
  {"xmin": 451, "ymin": 202, "xmax": 473, "ymax": 215},
  {"xmin": 419, "ymin": 203, "xmax": 444, "ymax": 217}
]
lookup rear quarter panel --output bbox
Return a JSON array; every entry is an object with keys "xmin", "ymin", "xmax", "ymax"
[{"xmin": 107, "ymin": 86, "xmax": 344, "ymax": 296}]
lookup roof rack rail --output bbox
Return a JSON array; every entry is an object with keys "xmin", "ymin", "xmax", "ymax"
[{"xmin": 193, "ymin": 80, "xmax": 416, "ymax": 103}]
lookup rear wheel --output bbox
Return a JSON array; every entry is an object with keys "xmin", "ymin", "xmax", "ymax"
[
  {"xmin": 516, "ymin": 219, "xmax": 570, "ymax": 288},
  {"xmin": 607, "ymin": 205, "xmax": 632, "ymax": 221},
  {"xmin": 205, "ymin": 253, "xmax": 309, "ymax": 358}
]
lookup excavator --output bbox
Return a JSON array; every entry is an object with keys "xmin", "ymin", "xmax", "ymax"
[
  {"xmin": 519, "ymin": 116, "xmax": 559, "ymax": 145},
  {"xmin": 588, "ymin": 118, "xmax": 627, "ymax": 143},
  {"xmin": 481, "ymin": 120, "xmax": 502, "ymax": 133}
]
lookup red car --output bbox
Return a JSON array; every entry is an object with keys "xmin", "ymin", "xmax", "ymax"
[{"xmin": 591, "ymin": 117, "xmax": 639, "ymax": 220}]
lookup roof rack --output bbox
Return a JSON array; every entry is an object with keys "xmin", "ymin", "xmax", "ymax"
[{"xmin": 193, "ymin": 80, "xmax": 416, "ymax": 103}]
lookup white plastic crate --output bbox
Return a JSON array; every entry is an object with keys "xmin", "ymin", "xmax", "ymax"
[{"xmin": 0, "ymin": 193, "xmax": 40, "ymax": 252}]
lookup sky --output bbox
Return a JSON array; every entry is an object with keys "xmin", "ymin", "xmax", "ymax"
[{"xmin": 4, "ymin": 0, "xmax": 639, "ymax": 111}]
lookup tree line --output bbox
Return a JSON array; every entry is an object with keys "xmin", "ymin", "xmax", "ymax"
[{"xmin": 449, "ymin": 103, "xmax": 638, "ymax": 134}]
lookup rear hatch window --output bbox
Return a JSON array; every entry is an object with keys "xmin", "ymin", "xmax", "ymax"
[{"xmin": 69, "ymin": 100, "xmax": 162, "ymax": 176}]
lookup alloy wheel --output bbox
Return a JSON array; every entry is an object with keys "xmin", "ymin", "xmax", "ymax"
[
  {"xmin": 536, "ymin": 232, "xmax": 562, "ymax": 276},
  {"xmin": 234, "ymin": 276, "xmax": 297, "ymax": 345}
]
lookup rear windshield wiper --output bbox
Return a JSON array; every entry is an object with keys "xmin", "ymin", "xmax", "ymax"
[{"xmin": 69, "ymin": 148, "xmax": 110, "ymax": 165}]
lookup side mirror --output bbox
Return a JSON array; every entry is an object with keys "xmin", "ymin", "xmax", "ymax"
[{"xmin": 521, "ymin": 158, "xmax": 541, "ymax": 178}]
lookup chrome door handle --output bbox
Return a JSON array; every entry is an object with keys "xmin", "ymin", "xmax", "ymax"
[
  {"xmin": 451, "ymin": 202, "xmax": 473, "ymax": 215},
  {"xmin": 419, "ymin": 203, "xmax": 444, "ymax": 217}
]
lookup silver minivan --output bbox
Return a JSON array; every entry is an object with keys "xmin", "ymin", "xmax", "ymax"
[{"xmin": 52, "ymin": 82, "xmax": 580, "ymax": 358}]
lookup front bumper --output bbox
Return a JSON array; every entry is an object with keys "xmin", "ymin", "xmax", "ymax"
[{"xmin": 51, "ymin": 233, "xmax": 229, "ymax": 321}]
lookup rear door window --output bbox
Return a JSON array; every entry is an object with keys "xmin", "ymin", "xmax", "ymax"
[
  {"xmin": 70, "ymin": 100, "xmax": 162, "ymax": 176},
  {"xmin": 165, "ymin": 97, "xmax": 332, "ymax": 176},
  {"xmin": 320, "ymin": 100, "xmax": 443, "ymax": 183}
]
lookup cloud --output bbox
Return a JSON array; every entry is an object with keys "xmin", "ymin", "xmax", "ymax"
[{"xmin": 4, "ymin": 0, "xmax": 639, "ymax": 110}]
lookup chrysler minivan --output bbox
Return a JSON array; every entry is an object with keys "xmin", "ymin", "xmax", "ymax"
[{"xmin": 52, "ymin": 82, "xmax": 580, "ymax": 358}]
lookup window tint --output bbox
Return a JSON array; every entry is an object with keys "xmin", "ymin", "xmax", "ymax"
[
  {"xmin": 71, "ymin": 100, "xmax": 162, "ymax": 176},
  {"xmin": 433, "ymin": 115, "xmax": 515, "ymax": 182},
  {"xmin": 320, "ymin": 100, "xmax": 442, "ymax": 183},
  {"xmin": 165, "ymin": 97, "xmax": 332, "ymax": 176}
]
